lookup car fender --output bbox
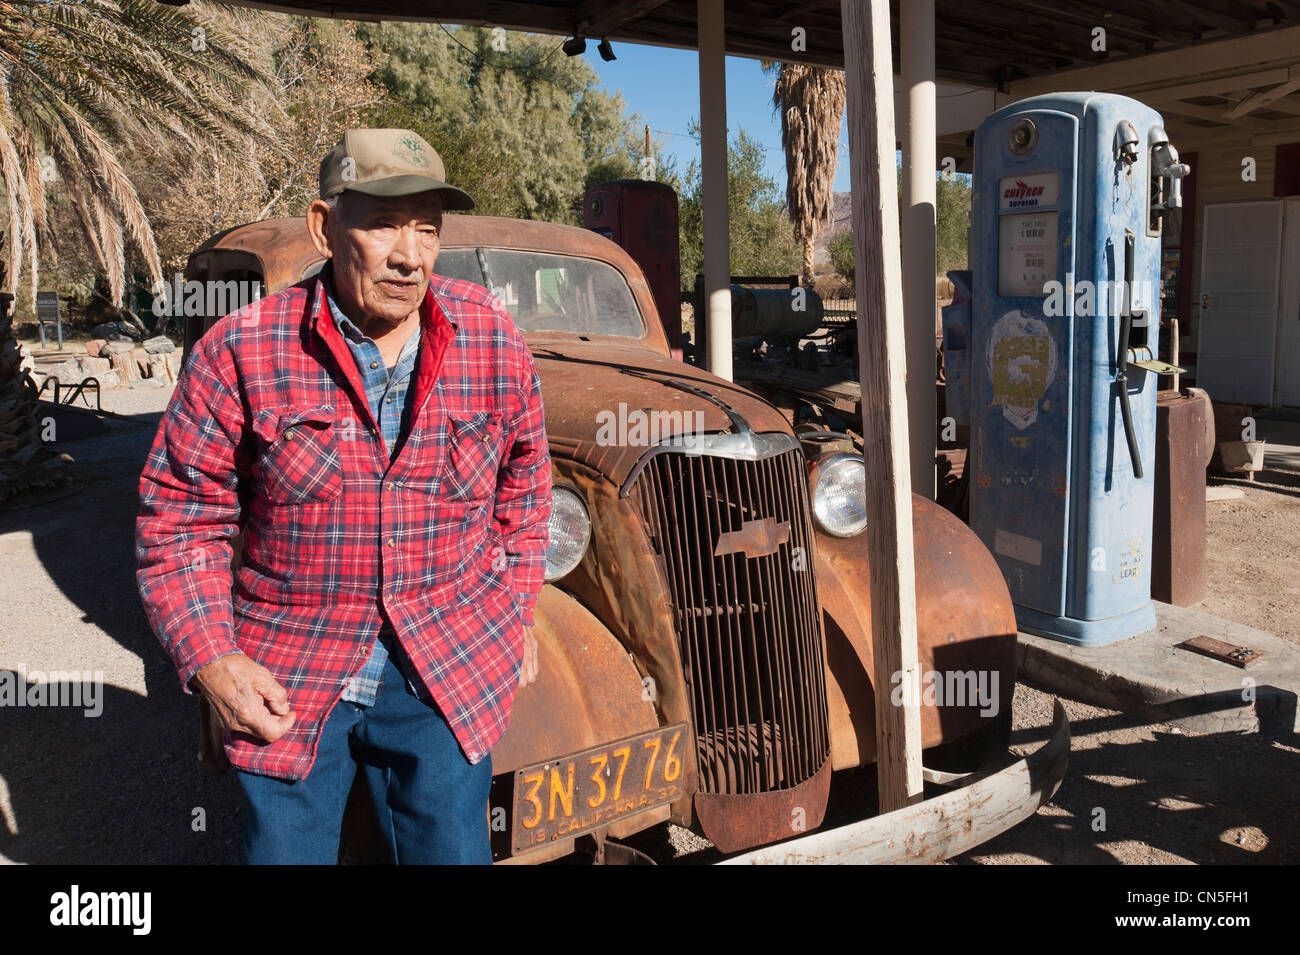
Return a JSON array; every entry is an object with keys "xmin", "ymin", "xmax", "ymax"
[
  {"xmin": 818, "ymin": 494, "xmax": 1019, "ymax": 770},
  {"xmin": 490, "ymin": 584, "xmax": 685, "ymax": 862}
]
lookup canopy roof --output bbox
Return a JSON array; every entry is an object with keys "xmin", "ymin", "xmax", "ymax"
[{"xmin": 212, "ymin": 0, "xmax": 1300, "ymax": 87}]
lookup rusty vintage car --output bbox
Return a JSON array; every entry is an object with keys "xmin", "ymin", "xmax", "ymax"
[{"xmin": 180, "ymin": 215, "xmax": 1067, "ymax": 864}]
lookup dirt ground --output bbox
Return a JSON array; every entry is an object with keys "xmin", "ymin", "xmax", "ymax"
[
  {"xmin": 1200, "ymin": 450, "xmax": 1300, "ymax": 645},
  {"xmin": 1, "ymin": 346, "xmax": 1296, "ymax": 865}
]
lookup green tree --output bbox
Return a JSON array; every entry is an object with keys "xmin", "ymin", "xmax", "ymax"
[
  {"xmin": 935, "ymin": 174, "xmax": 972, "ymax": 275},
  {"xmin": 825, "ymin": 171, "xmax": 972, "ymax": 282},
  {"xmin": 678, "ymin": 125, "xmax": 801, "ymax": 281},
  {"xmin": 356, "ymin": 24, "xmax": 647, "ymax": 224},
  {"xmin": 828, "ymin": 228, "xmax": 854, "ymax": 281}
]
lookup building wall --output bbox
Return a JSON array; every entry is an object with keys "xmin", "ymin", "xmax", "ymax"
[{"xmin": 1162, "ymin": 120, "xmax": 1285, "ymax": 375}]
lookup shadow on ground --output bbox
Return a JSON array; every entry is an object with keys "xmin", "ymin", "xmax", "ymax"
[
  {"xmin": 0, "ymin": 405, "xmax": 245, "ymax": 864},
  {"xmin": 951, "ymin": 709, "xmax": 1298, "ymax": 864}
]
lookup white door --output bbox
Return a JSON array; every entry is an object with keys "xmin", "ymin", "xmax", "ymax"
[
  {"xmin": 1197, "ymin": 200, "xmax": 1283, "ymax": 405},
  {"xmin": 1278, "ymin": 198, "xmax": 1300, "ymax": 408}
]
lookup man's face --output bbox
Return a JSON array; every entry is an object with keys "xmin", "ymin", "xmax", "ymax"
[{"xmin": 306, "ymin": 190, "xmax": 444, "ymax": 330}]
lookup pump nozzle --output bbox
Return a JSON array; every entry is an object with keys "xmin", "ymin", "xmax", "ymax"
[{"xmin": 1149, "ymin": 127, "xmax": 1190, "ymax": 212}]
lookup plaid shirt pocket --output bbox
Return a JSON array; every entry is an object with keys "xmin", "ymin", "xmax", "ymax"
[
  {"xmin": 442, "ymin": 411, "xmax": 505, "ymax": 502},
  {"xmin": 252, "ymin": 405, "xmax": 344, "ymax": 505}
]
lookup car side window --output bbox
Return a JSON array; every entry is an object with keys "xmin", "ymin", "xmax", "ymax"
[{"xmin": 433, "ymin": 250, "xmax": 485, "ymax": 285}]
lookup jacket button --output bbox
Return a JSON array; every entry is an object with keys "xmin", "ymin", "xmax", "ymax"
[
  {"xmin": 387, "ymin": 538, "xmax": 396, "ymax": 547},
  {"xmin": 284, "ymin": 429, "xmax": 294, "ymax": 440},
  {"xmin": 370, "ymin": 361, "xmax": 379, "ymax": 369}
]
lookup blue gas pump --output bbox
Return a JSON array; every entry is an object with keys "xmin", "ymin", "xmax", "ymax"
[{"xmin": 943, "ymin": 92, "xmax": 1190, "ymax": 646}]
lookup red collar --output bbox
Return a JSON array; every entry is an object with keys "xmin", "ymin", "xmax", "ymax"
[{"xmin": 310, "ymin": 263, "xmax": 457, "ymax": 435}]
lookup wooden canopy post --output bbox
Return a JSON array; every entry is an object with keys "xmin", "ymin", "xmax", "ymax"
[
  {"xmin": 698, "ymin": 0, "xmax": 732, "ymax": 381},
  {"xmin": 902, "ymin": 0, "xmax": 937, "ymax": 498},
  {"xmin": 841, "ymin": 0, "xmax": 924, "ymax": 812}
]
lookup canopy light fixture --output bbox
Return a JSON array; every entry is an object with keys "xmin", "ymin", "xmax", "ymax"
[
  {"xmin": 562, "ymin": 36, "xmax": 586, "ymax": 56},
  {"xmin": 597, "ymin": 38, "xmax": 616, "ymax": 61}
]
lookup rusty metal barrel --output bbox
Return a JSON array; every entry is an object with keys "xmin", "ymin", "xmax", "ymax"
[{"xmin": 730, "ymin": 285, "xmax": 824, "ymax": 340}]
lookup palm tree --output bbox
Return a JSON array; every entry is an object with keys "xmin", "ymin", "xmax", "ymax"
[
  {"xmin": 0, "ymin": 0, "xmax": 276, "ymax": 305},
  {"xmin": 765, "ymin": 62, "xmax": 846, "ymax": 282},
  {"xmin": 0, "ymin": 0, "xmax": 277, "ymax": 501}
]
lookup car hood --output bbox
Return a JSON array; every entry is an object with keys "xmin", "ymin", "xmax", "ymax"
[{"xmin": 529, "ymin": 338, "xmax": 794, "ymax": 486}]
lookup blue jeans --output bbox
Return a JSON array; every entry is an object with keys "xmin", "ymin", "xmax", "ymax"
[{"xmin": 235, "ymin": 653, "xmax": 493, "ymax": 864}]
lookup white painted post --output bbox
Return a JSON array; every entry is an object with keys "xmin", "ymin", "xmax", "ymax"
[
  {"xmin": 903, "ymin": 0, "xmax": 937, "ymax": 498},
  {"xmin": 697, "ymin": 0, "xmax": 732, "ymax": 381},
  {"xmin": 841, "ymin": 0, "xmax": 925, "ymax": 812}
]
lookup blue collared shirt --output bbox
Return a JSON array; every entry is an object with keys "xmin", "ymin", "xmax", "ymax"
[{"xmin": 325, "ymin": 273, "xmax": 426, "ymax": 707}]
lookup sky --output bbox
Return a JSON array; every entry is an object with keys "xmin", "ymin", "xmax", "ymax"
[{"xmin": 578, "ymin": 41, "xmax": 853, "ymax": 195}]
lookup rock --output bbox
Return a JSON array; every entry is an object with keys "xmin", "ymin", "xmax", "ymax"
[
  {"xmin": 91, "ymin": 320, "xmax": 142, "ymax": 342},
  {"xmin": 143, "ymin": 335, "xmax": 176, "ymax": 354},
  {"xmin": 86, "ymin": 339, "xmax": 108, "ymax": 357},
  {"xmin": 47, "ymin": 355, "xmax": 116, "ymax": 387},
  {"xmin": 49, "ymin": 358, "xmax": 85, "ymax": 386},
  {"xmin": 132, "ymin": 374, "xmax": 167, "ymax": 389},
  {"xmin": 17, "ymin": 345, "xmax": 34, "ymax": 374},
  {"xmin": 102, "ymin": 340, "xmax": 135, "ymax": 355},
  {"xmin": 166, "ymin": 351, "xmax": 182, "ymax": 382},
  {"xmin": 94, "ymin": 370, "xmax": 122, "ymax": 390}
]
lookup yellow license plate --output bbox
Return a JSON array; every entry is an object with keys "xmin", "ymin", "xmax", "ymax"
[{"xmin": 512, "ymin": 722, "xmax": 689, "ymax": 855}]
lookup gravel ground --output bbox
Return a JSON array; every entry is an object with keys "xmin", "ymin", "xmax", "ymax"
[{"xmin": 1, "ymin": 367, "xmax": 1295, "ymax": 865}]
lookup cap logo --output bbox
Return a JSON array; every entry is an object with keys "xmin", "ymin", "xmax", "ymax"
[{"xmin": 392, "ymin": 134, "xmax": 430, "ymax": 168}]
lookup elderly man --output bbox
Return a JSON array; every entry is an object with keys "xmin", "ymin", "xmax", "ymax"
[{"xmin": 136, "ymin": 129, "xmax": 552, "ymax": 864}]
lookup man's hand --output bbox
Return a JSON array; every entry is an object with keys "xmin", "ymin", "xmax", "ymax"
[
  {"xmin": 518, "ymin": 626, "xmax": 539, "ymax": 688},
  {"xmin": 191, "ymin": 653, "xmax": 296, "ymax": 742}
]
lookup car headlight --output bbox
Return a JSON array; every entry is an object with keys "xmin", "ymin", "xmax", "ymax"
[
  {"xmin": 809, "ymin": 452, "xmax": 867, "ymax": 537},
  {"xmin": 543, "ymin": 486, "xmax": 591, "ymax": 581}
]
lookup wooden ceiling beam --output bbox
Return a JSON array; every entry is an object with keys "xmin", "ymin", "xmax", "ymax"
[
  {"xmin": 1137, "ymin": 67, "xmax": 1296, "ymax": 102},
  {"xmin": 1090, "ymin": 0, "xmax": 1255, "ymax": 34},
  {"xmin": 576, "ymin": 0, "xmax": 675, "ymax": 37},
  {"xmin": 935, "ymin": 16, "xmax": 1148, "ymax": 63},
  {"xmin": 1157, "ymin": 99, "xmax": 1272, "ymax": 129},
  {"xmin": 951, "ymin": 0, "xmax": 1195, "ymax": 46},
  {"xmin": 1008, "ymin": 24, "xmax": 1300, "ymax": 96},
  {"xmin": 1222, "ymin": 67, "xmax": 1300, "ymax": 117}
]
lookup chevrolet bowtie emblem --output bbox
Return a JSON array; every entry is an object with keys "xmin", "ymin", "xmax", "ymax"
[{"xmin": 714, "ymin": 517, "xmax": 791, "ymax": 558}]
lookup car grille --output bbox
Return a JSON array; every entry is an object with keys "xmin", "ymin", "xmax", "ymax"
[{"xmin": 628, "ymin": 443, "xmax": 831, "ymax": 796}]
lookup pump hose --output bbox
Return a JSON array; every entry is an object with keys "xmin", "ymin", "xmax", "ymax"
[{"xmin": 1116, "ymin": 371, "xmax": 1143, "ymax": 479}]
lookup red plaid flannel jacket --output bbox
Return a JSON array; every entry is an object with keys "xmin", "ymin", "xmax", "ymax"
[{"xmin": 135, "ymin": 269, "xmax": 552, "ymax": 779}]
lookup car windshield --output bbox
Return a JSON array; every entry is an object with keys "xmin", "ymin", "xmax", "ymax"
[{"xmin": 434, "ymin": 248, "xmax": 644, "ymax": 337}]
